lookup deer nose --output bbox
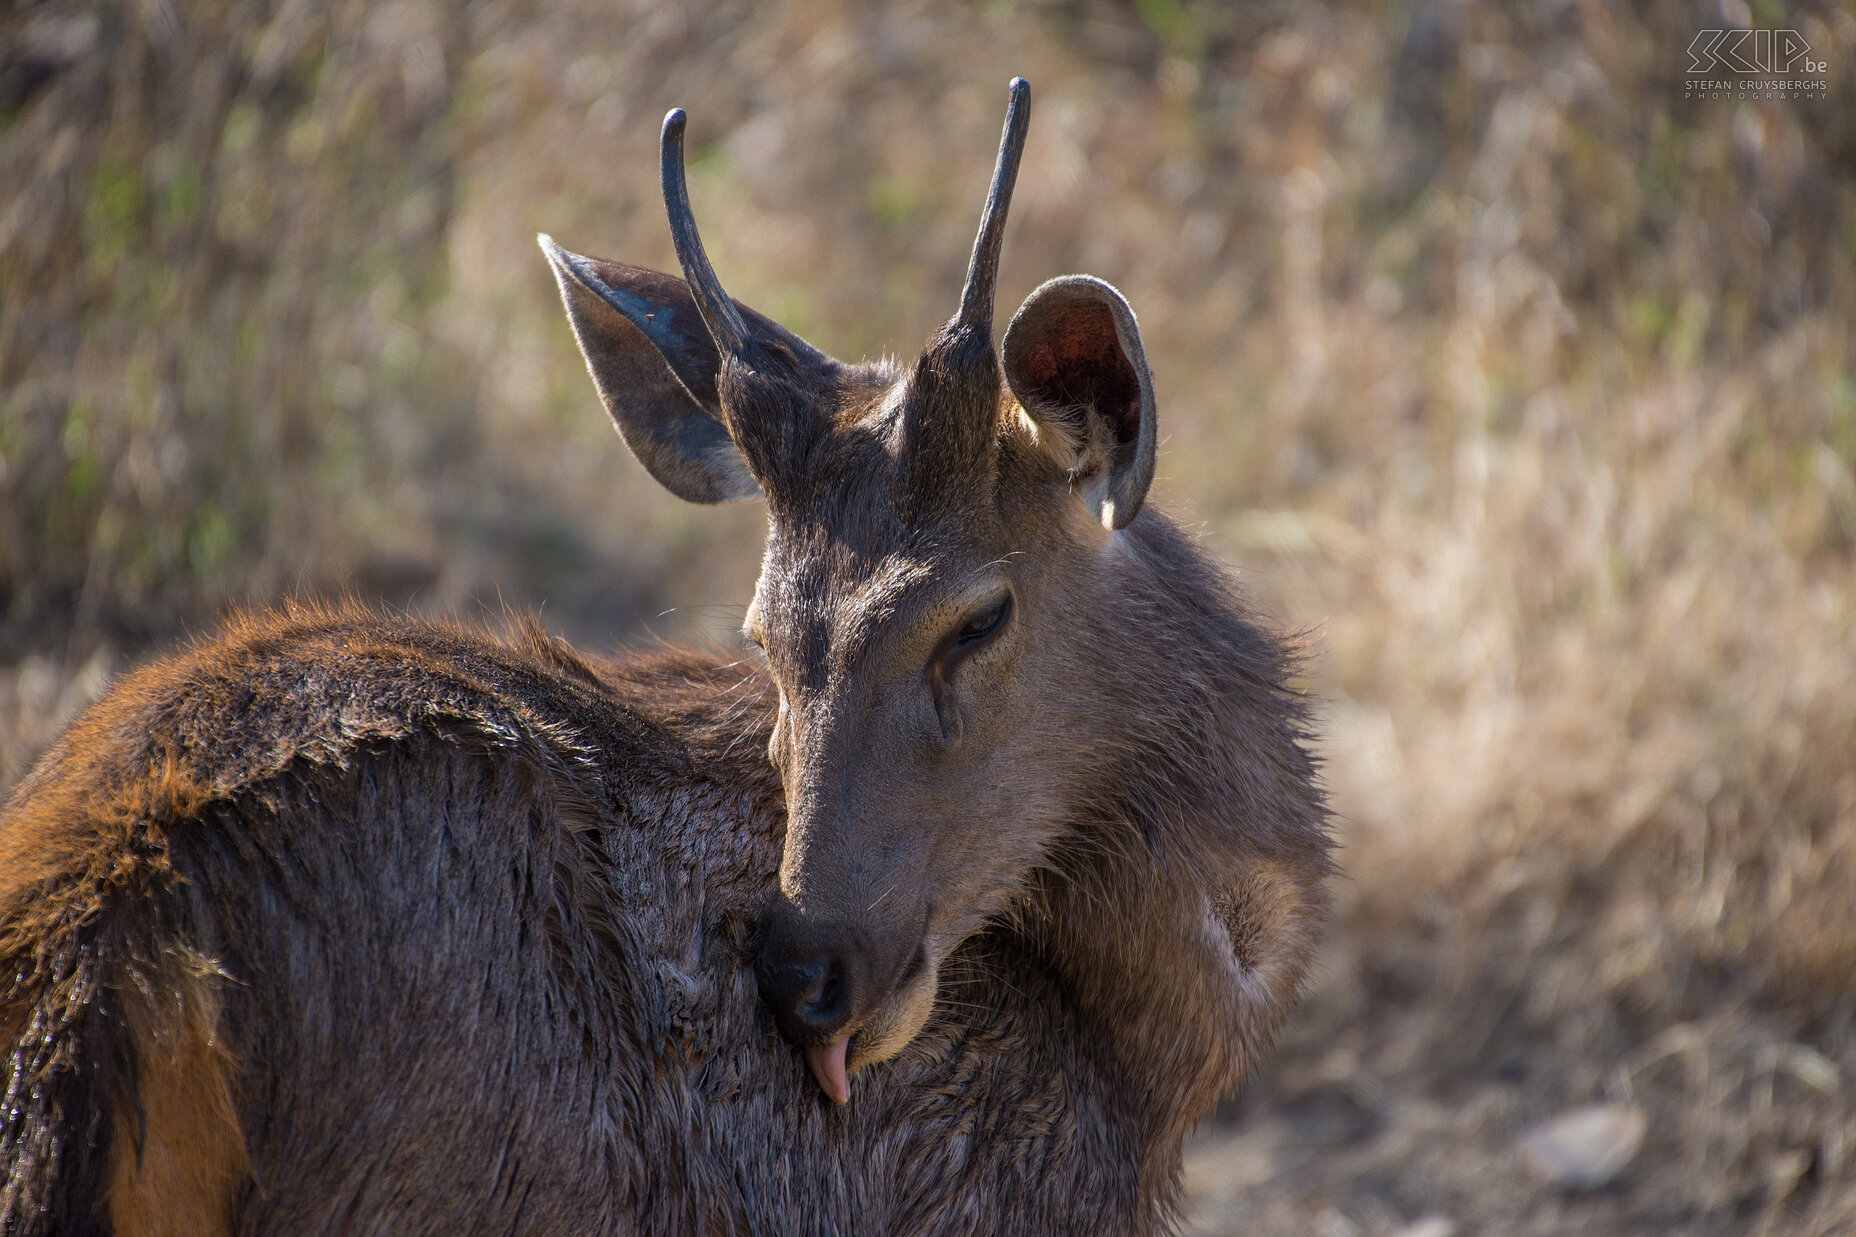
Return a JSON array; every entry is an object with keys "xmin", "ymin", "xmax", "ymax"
[
  {"xmin": 758, "ymin": 949, "xmax": 853, "ymax": 1040},
  {"xmin": 755, "ymin": 902, "xmax": 868, "ymax": 1044}
]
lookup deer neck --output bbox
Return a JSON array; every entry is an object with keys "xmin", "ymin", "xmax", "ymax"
[{"xmin": 1026, "ymin": 513, "xmax": 1331, "ymax": 1192}]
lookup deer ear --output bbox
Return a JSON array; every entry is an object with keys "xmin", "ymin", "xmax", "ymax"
[
  {"xmin": 1002, "ymin": 276, "xmax": 1157, "ymax": 531},
  {"xmin": 541, "ymin": 235, "xmax": 832, "ymax": 504}
]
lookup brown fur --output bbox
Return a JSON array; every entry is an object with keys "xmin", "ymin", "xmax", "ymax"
[
  {"xmin": 106, "ymin": 962, "xmax": 246, "ymax": 1237},
  {"xmin": 1, "ymin": 539, "xmax": 1325, "ymax": 1235}
]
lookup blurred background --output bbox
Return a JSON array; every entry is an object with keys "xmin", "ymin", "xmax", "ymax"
[{"xmin": 2, "ymin": 0, "xmax": 1853, "ymax": 1231}]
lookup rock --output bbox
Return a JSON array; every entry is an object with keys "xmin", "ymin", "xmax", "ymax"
[
  {"xmin": 1516, "ymin": 1103, "xmax": 1648, "ymax": 1189},
  {"xmin": 1312, "ymin": 1207, "xmax": 1361, "ymax": 1237},
  {"xmin": 1392, "ymin": 1217, "xmax": 1457, "ymax": 1237}
]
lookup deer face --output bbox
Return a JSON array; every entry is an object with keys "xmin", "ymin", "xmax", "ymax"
[
  {"xmin": 745, "ymin": 453, "xmax": 1036, "ymax": 1102},
  {"xmin": 544, "ymin": 80, "xmax": 1158, "ymax": 1104}
]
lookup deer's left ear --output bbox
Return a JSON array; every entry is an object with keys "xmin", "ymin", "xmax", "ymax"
[{"xmin": 1002, "ymin": 276, "xmax": 1157, "ymax": 530}]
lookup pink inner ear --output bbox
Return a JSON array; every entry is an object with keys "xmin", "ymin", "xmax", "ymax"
[{"xmin": 1021, "ymin": 300, "xmax": 1142, "ymax": 446}]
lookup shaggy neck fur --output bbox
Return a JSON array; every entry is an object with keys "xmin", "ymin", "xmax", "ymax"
[{"xmin": 1007, "ymin": 510, "xmax": 1331, "ymax": 1202}]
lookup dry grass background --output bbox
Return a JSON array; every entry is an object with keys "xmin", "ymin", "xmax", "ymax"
[{"xmin": 3, "ymin": 1, "xmax": 1854, "ymax": 1232}]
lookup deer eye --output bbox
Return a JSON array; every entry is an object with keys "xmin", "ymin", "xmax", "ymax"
[{"xmin": 954, "ymin": 595, "xmax": 1013, "ymax": 650}]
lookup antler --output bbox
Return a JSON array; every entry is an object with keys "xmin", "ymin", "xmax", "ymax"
[
  {"xmin": 661, "ymin": 107, "xmax": 750, "ymax": 356},
  {"xmin": 955, "ymin": 78, "xmax": 1031, "ymax": 338}
]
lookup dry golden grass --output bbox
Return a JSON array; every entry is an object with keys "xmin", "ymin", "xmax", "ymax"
[{"xmin": 3, "ymin": 2, "xmax": 1853, "ymax": 1232}]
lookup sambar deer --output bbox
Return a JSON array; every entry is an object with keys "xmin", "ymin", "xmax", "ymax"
[{"xmin": 0, "ymin": 80, "xmax": 1330, "ymax": 1235}]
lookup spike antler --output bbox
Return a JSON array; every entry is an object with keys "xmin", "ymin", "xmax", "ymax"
[
  {"xmin": 661, "ymin": 108, "xmax": 749, "ymax": 355},
  {"xmin": 955, "ymin": 78, "xmax": 1031, "ymax": 338}
]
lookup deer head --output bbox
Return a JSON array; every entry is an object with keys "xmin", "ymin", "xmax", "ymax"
[{"xmin": 543, "ymin": 80, "xmax": 1168, "ymax": 1105}]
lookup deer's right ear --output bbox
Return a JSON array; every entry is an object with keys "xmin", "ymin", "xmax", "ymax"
[
  {"xmin": 1002, "ymin": 276, "xmax": 1158, "ymax": 531},
  {"xmin": 540, "ymin": 234, "xmax": 763, "ymax": 504}
]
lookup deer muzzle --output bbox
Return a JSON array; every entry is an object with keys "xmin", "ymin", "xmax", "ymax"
[{"xmin": 753, "ymin": 895, "xmax": 934, "ymax": 1106}]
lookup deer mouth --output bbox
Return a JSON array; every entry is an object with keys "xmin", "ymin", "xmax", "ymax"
[
  {"xmin": 784, "ymin": 941, "xmax": 940, "ymax": 1107},
  {"xmin": 814, "ymin": 945, "xmax": 939, "ymax": 1105},
  {"xmin": 757, "ymin": 900, "xmax": 944, "ymax": 1105}
]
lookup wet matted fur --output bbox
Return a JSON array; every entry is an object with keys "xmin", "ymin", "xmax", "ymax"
[{"xmin": 1, "ymin": 576, "xmax": 1324, "ymax": 1235}]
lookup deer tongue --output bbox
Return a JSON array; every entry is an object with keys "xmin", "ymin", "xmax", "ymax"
[{"xmin": 806, "ymin": 1037, "xmax": 851, "ymax": 1106}]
